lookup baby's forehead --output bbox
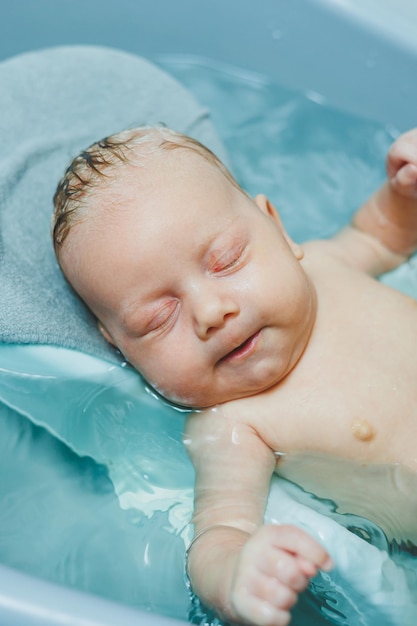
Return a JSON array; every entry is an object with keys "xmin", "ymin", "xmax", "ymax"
[
  {"xmin": 99, "ymin": 147, "xmax": 225, "ymax": 208},
  {"xmin": 77, "ymin": 146, "xmax": 245, "ymax": 258},
  {"xmin": 109, "ymin": 146, "xmax": 207, "ymax": 189}
]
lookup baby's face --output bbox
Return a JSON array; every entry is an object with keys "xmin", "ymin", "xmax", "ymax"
[{"xmin": 62, "ymin": 150, "xmax": 316, "ymax": 407}]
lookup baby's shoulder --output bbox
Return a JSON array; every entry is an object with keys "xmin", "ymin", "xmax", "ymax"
[
  {"xmin": 184, "ymin": 396, "xmax": 275, "ymax": 458},
  {"xmin": 213, "ymin": 387, "xmax": 287, "ymax": 429},
  {"xmin": 185, "ymin": 394, "xmax": 270, "ymax": 433},
  {"xmin": 303, "ymin": 226, "xmax": 405, "ymax": 278},
  {"xmin": 302, "ymin": 238, "xmax": 350, "ymax": 267}
]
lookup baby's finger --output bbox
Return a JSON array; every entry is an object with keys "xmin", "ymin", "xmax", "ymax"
[
  {"xmin": 387, "ymin": 131, "xmax": 417, "ymax": 179},
  {"xmin": 231, "ymin": 591, "xmax": 292, "ymax": 626},
  {"xmin": 267, "ymin": 525, "xmax": 333, "ymax": 570},
  {"xmin": 251, "ymin": 573, "xmax": 298, "ymax": 610},
  {"xmin": 260, "ymin": 549, "xmax": 311, "ymax": 592},
  {"xmin": 391, "ymin": 163, "xmax": 417, "ymax": 197},
  {"xmin": 296, "ymin": 555, "xmax": 320, "ymax": 579}
]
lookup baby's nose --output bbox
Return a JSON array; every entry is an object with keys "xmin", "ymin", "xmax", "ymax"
[{"xmin": 193, "ymin": 292, "xmax": 239, "ymax": 339}]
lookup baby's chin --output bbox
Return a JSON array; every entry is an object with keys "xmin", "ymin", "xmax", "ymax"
[
  {"xmin": 150, "ymin": 380, "xmax": 267, "ymax": 411},
  {"xmin": 153, "ymin": 387, "xmax": 217, "ymax": 410},
  {"xmin": 147, "ymin": 379, "xmax": 226, "ymax": 410}
]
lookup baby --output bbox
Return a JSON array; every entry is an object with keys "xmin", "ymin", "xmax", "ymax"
[{"xmin": 52, "ymin": 125, "xmax": 417, "ymax": 626}]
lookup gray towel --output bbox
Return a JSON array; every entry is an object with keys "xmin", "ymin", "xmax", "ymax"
[{"xmin": 0, "ymin": 45, "xmax": 226, "ymax": 363}]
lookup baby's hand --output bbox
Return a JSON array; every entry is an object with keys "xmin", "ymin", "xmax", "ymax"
[
  {"xmin": 228, "ymin": 524, "xmax": 332, "ymax": 626},
  {"xmin": 387, "ymin": 128, "xmax": 417, "ymax": 199}
]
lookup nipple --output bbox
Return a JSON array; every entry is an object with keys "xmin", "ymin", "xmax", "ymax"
[{"xmin": 351, "ymin": 418, "xmax": 376, "ymax": 442}]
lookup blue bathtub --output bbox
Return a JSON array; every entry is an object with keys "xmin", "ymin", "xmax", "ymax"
[{"xmin": 1, "ymin": 1, "xmax": 417, "ymax": 625}]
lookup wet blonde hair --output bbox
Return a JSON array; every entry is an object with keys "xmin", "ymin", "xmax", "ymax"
[{"xmin": 52, "ymin": 125, "xmax": 243, "ymax": 258}]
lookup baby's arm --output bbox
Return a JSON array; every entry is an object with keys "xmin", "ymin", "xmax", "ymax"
[
  {"xmin": 320, "ymin": 128, "xmax": 417, "ymax": 276},
  {"xmin": 184, "ymin": 410, "xmax": 332, "ymax": 626}
]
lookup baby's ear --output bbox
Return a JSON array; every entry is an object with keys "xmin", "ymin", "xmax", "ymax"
[
  {"xmin": 254, "ymin": 194, "xmax": 304, "ymax": 260},
  {"xmin": 98, "ymin": 321, "xmax": 116, "ymax": 347},
  {"xmin": 254, "ymin": 193, "xmax": 280, "ymax": 221}
]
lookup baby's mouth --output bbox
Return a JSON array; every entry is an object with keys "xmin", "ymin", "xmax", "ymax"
[{"xmin": 219, "ymin": 330, "xmax": 261, "ymax": 364}]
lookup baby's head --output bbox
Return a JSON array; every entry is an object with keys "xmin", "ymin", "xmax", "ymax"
[{"xmin": 53, "ymin": 126, "xmax": 314, "ymax": 408}]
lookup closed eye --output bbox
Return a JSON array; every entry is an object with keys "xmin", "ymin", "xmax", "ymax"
[
  {"xmin": 210, "ymin": 243, "xmax": 247, "ymax": 274},
  {"xmin": 144, "ymin": 300, "xmax": 179, "ymax": 335}
]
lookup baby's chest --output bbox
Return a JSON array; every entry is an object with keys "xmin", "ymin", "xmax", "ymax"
[{"xmin": 254, "ymin": 359, "xmax": 417, "ymax": 468}]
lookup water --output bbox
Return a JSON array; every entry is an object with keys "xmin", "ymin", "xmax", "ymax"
[
  {"xmin": 158, "ymin": 54, "xmax": 396, "ymax": 243},
  {"xmin": 1, "ymin": 55, "xmax": 417, "ymax": 625},
  {"xmin": 0, "ymin": 353, "xmax": 191, "ymax": 619}
]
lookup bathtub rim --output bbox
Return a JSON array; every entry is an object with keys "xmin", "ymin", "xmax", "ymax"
[{"xmin": 0, "ymin": 562, "xmax": 188, "ymax": 626}]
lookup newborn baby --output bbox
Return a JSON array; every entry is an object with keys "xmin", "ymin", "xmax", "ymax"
[{"xmin": 52, "ymin": 125, "xmax": 417, "ymax": 626}]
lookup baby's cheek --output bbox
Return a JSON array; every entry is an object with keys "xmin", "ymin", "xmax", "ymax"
[{"xmin": 144, "ymin": 367, "xmax": 200, "ymax": 407}]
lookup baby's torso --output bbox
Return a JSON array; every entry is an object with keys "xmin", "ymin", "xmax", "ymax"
[{"xmin": 222, "ymin": 251, "xmax": 417, "ymax": 471}]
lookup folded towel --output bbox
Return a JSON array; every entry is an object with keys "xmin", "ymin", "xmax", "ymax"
[{"xmin": 0, "ymin": 45, "xmax": 226, "ymax": 362}]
